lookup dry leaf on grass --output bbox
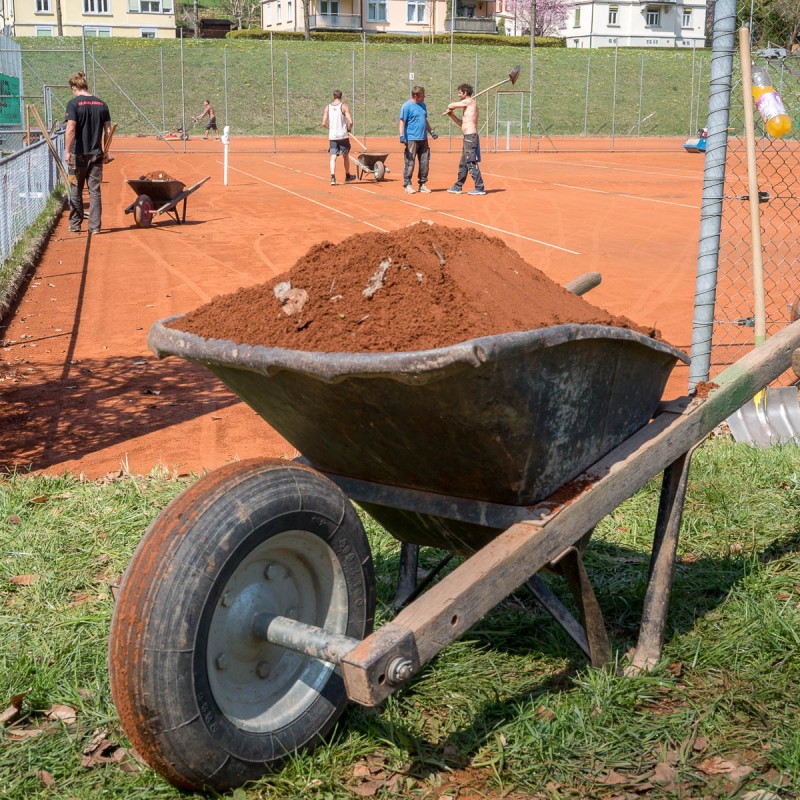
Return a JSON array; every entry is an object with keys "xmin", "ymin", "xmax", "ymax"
[
  {"xmin": 600, "ymin": 769, "xmax": 630, "ymax": 785},
  {"xmin": 697, "ymin": 756, "xmax": 753, "ymax": 781},
  {"xmin": 36, "ymin": 770, "xmax": 56, "ymax": 788},
  {"xmin": 0, "ymin": 690, "xmax": 28, "ymax": 726},
  {"xmin": 7, "ymin": 515, "xmax": 21, "ymax": 525},
  {"xmin": 653, "ymin": 762, "xmax": 676, "ymax": 784},
  {"xmin": 45, "ymin": 704, "xmax": 77, "ymax": 724},
  {"xmin": 9, "ymin": 574, "xmax": 40, "ymax": 586},
  {"xmin": 351, "ymin": 778, "xmax": 385, "ymax": 797},
  {"xmin": 28, "ymin": 495, "xmax": 48, "ymax": 505},
  {"xmin": 81, "ymin": 730, "xmax": 128, "ymax": 768},
  {"xmin": 692, "ymin": 736, "xmax": 709, "ymax": 752},
  {"xmin": 742, "ymin": 791, "xmax": 781, "ymax": 800}
]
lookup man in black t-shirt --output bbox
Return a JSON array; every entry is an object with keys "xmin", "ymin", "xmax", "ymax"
[{"xmin": 64, "ymin": 72, "xmax": 112, "ymax": 234}]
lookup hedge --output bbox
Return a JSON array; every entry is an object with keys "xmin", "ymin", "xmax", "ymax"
[{"xmin": 226, "ymin": 28, "xmax": 564, "ymax": 47}]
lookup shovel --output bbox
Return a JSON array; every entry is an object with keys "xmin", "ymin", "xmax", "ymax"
[
  {"xmin": 442, "ymin": 65, "xmax": 521, "ymax": 115},
  {"xmin": 726, "ymin": 27, "xmax": 800, "ymax": 445}
]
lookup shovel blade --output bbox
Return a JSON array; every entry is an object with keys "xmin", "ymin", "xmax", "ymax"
[{"xmin": 727, "ymin": 386, "xmax": 800, "ymax": 446}]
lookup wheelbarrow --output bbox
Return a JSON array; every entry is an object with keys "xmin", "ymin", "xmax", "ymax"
[
  {"xmin": 352, "ymin": 152, "xmax": 390, "ymax": 182},
  {"xmin": 123, "ymin": 175, "xmax": 210, "ymax": 228},
  {"xmin": 108, "ymin": 312, "xmax": 800, "ymax": 792}
]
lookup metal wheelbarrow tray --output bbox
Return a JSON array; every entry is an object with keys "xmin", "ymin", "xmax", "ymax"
[
  {"xmin": 352, "ymin": 152, "xmax": 390, "ymax": 181},
  {"xmin": 108, "ymin": 317, "xmax": 800, "ymax": 792},
  {"xmin": 124, "ymin": 175, "xmax": 210, "ymax": 227}
]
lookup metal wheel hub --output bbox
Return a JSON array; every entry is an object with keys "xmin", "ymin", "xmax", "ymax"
[{"xmin": 205, "ymin": 530, "xmax": 349, "ymax": 732}]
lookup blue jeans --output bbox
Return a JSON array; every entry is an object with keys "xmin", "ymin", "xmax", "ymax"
[
  {"xmin": 453, "ymin": 133, "xmax": 484, "ymax": 191},
  {"xmin": 403, "ymin": 139, "xmax": 430, "ymax": 187}
]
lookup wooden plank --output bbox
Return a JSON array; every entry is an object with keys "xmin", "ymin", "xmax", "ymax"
[{"xmin": 340, "ymin": 320, "xmax": 800, "ymax": 706}]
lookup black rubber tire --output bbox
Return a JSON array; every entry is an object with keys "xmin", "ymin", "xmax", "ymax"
[
  {"xmin": 374, "ymin": 161, "xmax": 385, "ymax": 181},
  {"xmin": 109, "ymin": 458, "xmax": 375, "ymax": 792},
  {"xmin": 133, "ymin": 194, "xmax": 153, "ymax": 228}
]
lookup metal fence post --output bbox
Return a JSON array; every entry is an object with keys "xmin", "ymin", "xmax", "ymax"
[
  {"xmin": 611, "ymin": 41, "xmax": 618, "ymax": 151},
  {"xmin": 285, "ymin": 50, "xmax": 290, "ymax": 136},
  {"xmin": 270, "ymin": 33, "xmax": 276, "ymax": 152},
  {"xmin": 583, "ymin": 53, "xmax": 591, "ymax": 136},
  {"xmin": 689, "ymin": 0, "xmax": 736, "ymax": 389},
  {"xmin": 637, "ymin": 54, "xmax": 644, "ymax": 136},
  {"xmin": 160, "ymin": 46, "xmax": 166, "ymax": 134},
  {"xmin": 224, "ymin": 46, "xmax": 228, "ymax": 127},
  {"xmin": 180, "ymin": 28, "xmax": 186, "ymax": 154}
]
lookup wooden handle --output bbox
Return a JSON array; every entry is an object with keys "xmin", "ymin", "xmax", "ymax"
[
  {"xmin": 28, "ymin": 104, "xmax": 74, "ymax": 188},
  {"xmin": 103, "ymin": 123, "xmax": 118, "ymax": 161},
  {"xmin": 739, "ymin": 27, "xmax": 767, "ymax": 348},
  {"xmin": 349, "ymin": 132, "xmax": 367, "ymax": 152},
  {"xmin": 792, "ymin": 347, "xmax": 800, "ymax": 379},
  {"xmin": 563, "ymin": 272, "xmax": 602, "ymax": 296}
]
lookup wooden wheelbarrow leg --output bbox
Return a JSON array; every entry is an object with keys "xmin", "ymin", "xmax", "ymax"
[{"xmin": 628, "ymin": 447, "xmax": 695, "ymax": 674}]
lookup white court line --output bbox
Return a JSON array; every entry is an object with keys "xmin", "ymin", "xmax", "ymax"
[
  {"xmin": 437, "ymin": 212, "xmax": 581, "ymax": 254},
  {"xmin": 482, "ymin": 170, "xmax": 698, "ymax": 209},
  {"xmin": 552, "ymin": 182, "xmax": 699, "ymax": 209},
  {"xmin": 223, "ymin": 163, "xmax": 389, "ymax": 231},
  {"xmin": 261, "ymin": 159, "xmax": 581, "ymax": 254},
  {"xmin": 547, "ymin": 159, "xmax": 700, "ymax": 179}
]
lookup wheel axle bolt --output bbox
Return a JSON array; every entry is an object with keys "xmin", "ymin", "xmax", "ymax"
[
  {"xmin": 221, "ymin": 591, "xmax": 232, "ymax": 607},
  {"xmin": 215, "ymin": 653, "xmax": 228, "ymax": 670},
  {"xmin": 264, "ymin": 564, "xmax": 279, "ymax": 580},
  {"xmin": 256, "ymin": 661, "xmax": 270, "ymax": 679},
  {"xmin": 387, "ymin": 657, "xmax": 414, "ymax": 685}
]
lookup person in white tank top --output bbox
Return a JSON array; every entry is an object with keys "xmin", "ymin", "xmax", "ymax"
[{"xmin": 322, "ymin": 89, "xmax": 354, "ymax": 186}]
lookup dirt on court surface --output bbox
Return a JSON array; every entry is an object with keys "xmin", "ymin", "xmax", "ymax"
[
  {"xmin": 172, "ymin": 222, "xmax": 660, "ymax": 352},
  {"xmin": 0, "ymin": 136, "xmax": 703, "ymax": 478}
]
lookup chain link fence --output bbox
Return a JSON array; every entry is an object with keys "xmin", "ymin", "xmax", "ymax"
[
  {"xmin": 0, "ymin": 135, "xmax": 64, "ymax": 264},
  {"xmin": 9, "ymin": 35, "xmax": 712, "ymax": 152},
  {"xmin": 705, "ymin": 1, "xmax": 800, "ymax": 385}
]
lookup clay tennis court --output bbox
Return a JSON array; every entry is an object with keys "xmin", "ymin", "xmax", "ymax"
[{"xmin": 0, "ymin": 135, "xmax": 703, "ymax": 478}]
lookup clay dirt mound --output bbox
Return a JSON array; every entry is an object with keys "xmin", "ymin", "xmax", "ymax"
[{"xmin": 169, "ymin": 223, "xmax": 662, "ymax": 353}]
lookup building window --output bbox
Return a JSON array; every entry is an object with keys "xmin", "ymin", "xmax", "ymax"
[
  {"xmin": 645, "ymin": 7, "xmax": 660, "ymax": 26},
  {"xmin": 265, "ymin": 1, "xmax": 271, "ymax": 24},
  {"xmin": 84, "ymin": 0, "xmax": 109, "ymax": 12},
  {"xmin": 128, "ymin": 0, "xmax": 173, "ymax": 12},
  {"xmin": 36, "ymin": 25, "xmax": 55, "ymax": 35},
  {"xmin": 286, "ymin": 0, "xmax": 292, "ymax": 21},
  {"xmin": 608, "ymin": 5, "xmax": 618, "ymax": 25},
  {"xmin": 368, "ymin": 0, "xmax": 386, "ymax": 21},
  {"xmin": 407, "ymin": 0, "xmax": 426, "ymax": 23},
  {"xmin": 276, "ymin": 0, "xmax": 281, "ymax": 21},
  {"xmin": 320, "ymin": 0, "xmax": 338, "ymax": 13},
  {"xmin": 141, "ymin": 0, "xmax": 160, "ymax": 10},
  {"xmin": 140, "ymin": 27, "xmax": 157, "ymax": 36},
  {"xmin": 84, "ymin": 26, "xmax": 112, "ymax": 35},
  {"xmin": 682, "ymin": 7, "xmax": 691, "ymax": 27},
  {"xmin": 36, "ymin": 0, "xmax": 52, "ymax": 12},
  {"xmin": 574, "ymin": 7, "xmax": 580, "ymax": 26}
]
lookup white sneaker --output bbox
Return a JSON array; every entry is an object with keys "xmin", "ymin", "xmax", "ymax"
[
  {"xmin": 404, "ymin": 185, "xmax": 416, "ymax": 194},
  {"xmin": 418, "ymin": 185, "xmax": 431, "ymax": 193}
]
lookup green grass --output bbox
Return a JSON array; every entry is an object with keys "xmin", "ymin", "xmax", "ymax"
[
  {"xmin": 0, "ymin": 190, "xmax": 64, "ymax": 322},
  {"xmin": 16, "ymin": 37, "xmax": 717, "ymax": 139},
  {"xmin": 1, "ymin": 436, "xmax": 799, "ymax": 798}
]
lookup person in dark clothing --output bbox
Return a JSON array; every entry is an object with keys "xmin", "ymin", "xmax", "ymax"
[{"xmin": 64, "ymin": 71, "xmax": 112, "ymax": 234}]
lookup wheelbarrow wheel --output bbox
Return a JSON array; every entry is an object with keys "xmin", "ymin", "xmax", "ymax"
[
  {"xmin": 373, "ymin": 160, "xmax": 385, "ymax": 181},
  {"xmin": 133, "ymin": 194, "xmax": 154, "ymax": 228},
  {"xmin": 108, "ymin": 458, "xmax": 375, "ymax": 792}
]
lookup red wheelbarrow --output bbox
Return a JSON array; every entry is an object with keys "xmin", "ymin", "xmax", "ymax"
[
  {"xmin": 124, "ymin": 174, "xmax": 210, "ymax": 227},
  {"xmin": 108, "ymin": 306, "xmax": 800, "ymax": 792}
]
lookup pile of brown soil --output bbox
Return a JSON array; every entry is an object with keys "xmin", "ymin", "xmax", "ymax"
[
  {"xmin": 169, "ymin": 223, "xmax": 660, "ymax": 353},
  {"xmin": 140, "ymin": 170, "xmax": 176, "ymax": 181}
]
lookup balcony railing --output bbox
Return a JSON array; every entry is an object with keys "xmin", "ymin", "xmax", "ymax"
[
  {"xmin": 445, "ymin": 16, "xmax": 497, "ymax": 33},
  {"xmin": 309, "ymin": 13, "xmax": 361, "ymax": 30}
]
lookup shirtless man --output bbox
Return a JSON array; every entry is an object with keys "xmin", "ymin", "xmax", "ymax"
[
  {"xmin": 194, "ymin": 99, "xmax": 219, "ymax": 140},
  {"xmin": 445, "ymin": 83, "xmax": 486, "ymax": 196}
]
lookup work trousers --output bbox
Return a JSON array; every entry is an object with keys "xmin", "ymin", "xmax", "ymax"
[
  {"xmin": 402, "ymin": 139, "xmax": 431, "ymax": 187},
  {"xmin": 69, "ymin": 154, "xmax": 104, "ymax": 231},
  {"xmin": 453, "ymin": 133, "xmax": 484, "ymax": 191}
]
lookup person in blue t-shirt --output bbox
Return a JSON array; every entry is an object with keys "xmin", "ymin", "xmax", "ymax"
[{"xmin": 398, "ymin": 85, "xmax": 438, "ymax": 195}]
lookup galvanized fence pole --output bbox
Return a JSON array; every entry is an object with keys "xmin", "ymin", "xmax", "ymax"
[
  {"xmin": 689, "ymin": 41, "xmax": 697, "ymax": 134},
  {"xmin": 448, "ymin": 24, "xmax": 453, "ymax": 150},
  {"xmin": 82, "ymin": 28, "xmax": 87, "ymax": 75},
  {"xmin": 160, "ymin": 46, "xmax": 166, "ymax": 134},
  {"xmin": 362, "ymin": 32, "xmax": 367, "ymax": 144},
  {"xmin": 694, "ymin": 56, "xmax": 703, "ymax": 134},
  {"xmin": 583, "ymin": 53, "xmax": 591, "ymax": 135},
  {"xmin": 351, "ymin": 48, "xmax": 355, "ymax": 131},
  {"xmin": 610, "ymin": 42, "xmax": 619, "ymax": 150},
  {"xmin": 528, "ymin": 25, "xmax": 534, "ymax": 150},
  {"xmin": 689, "ymin": 0, "xmax": 737, "ymax": 389},
  {"xmin": 223, "ymin": 47, "xmax": 228, "ymax": 127},
  {"xmin": 637, "ymin": 54, "xmax": 644, "ymax": 136},
  {"xmin": 285, "ymin": 50, "xmax": 290, "ymax": 135},
  {"xmin": 270, "ymin": 33, "xmax": 276, "ymax": 151},
  {"xmin": 180, "ymin": 29, "xmax": 187, "ymax": 154},
  {"xmin": 409, "ymin": 49, "xmax": 413, "ymax": 97}
]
